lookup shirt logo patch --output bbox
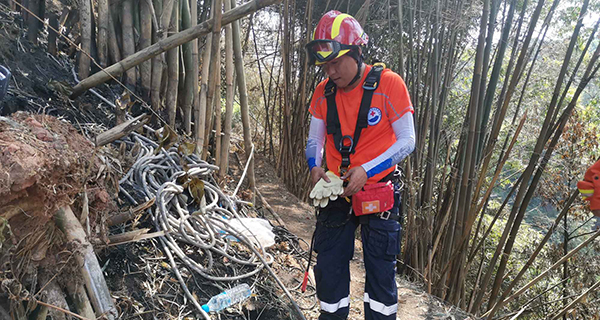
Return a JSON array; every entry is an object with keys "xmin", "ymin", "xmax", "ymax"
[{"xmin": 367, "ymin": 107, "xmax": 382, "ymax": 126}]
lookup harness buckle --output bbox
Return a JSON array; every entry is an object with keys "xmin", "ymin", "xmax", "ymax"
[
  {"xmin": 339, "ymin": 135, "xmax": 354, "ymax": 152},
  {"xmin": 362, "ymin": 79, "xmax": 378, "ymax": 90},
  {"xmin": 378, "ymin": 211, "xmax": 392, "ymax": 220},
  {"xmin": 324, "ymin": 83, "xmax": 336, "ymax": 96}
]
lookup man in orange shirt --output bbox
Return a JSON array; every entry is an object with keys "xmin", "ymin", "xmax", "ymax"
[
  {"xmin": 304, "ymin": 11, "xmax": 415, "ymax": 320},
  {"xmin": 577, "ymin": 160, "xmax": 600, "ymax": 230}
]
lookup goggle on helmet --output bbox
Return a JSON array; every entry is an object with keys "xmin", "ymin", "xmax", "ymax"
[{"xmin": 305, "ymin": 11, "xmax": 368, "ymax": 66}]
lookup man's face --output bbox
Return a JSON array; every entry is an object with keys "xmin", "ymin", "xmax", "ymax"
[{"xmin": 322, "ymin": 54, "xmax": 358, "ymax": 88}]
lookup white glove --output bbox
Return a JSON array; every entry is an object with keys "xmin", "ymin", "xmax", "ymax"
[
  {"xmin": 309, "ymin": 171, "xmax": 344, "ymax": 208},
  {"xmin": 592, "ymin": 216, "xmax": 600, "ymax": 232}
]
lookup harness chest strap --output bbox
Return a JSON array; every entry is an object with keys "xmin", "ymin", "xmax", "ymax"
[{"xmin": 325, "ymin": 64, "xmax": 384, "ymax": 175}]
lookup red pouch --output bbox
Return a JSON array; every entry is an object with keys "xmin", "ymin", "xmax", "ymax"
[{"xmin": 352, "ymin": 181, "xmax": 394, "ymax": 216}]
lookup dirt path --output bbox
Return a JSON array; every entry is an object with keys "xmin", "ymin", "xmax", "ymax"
[{"xmin": 252, "ymin": 156, "xmax": 470, "ymax": 320}]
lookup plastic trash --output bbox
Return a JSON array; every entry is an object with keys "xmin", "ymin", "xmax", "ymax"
[
  {"xmin": 201, "ymin": 283, "xmax": 252, "ymax": 313},
  {"xmin": 0, "ymin": 66, "xmax": 10, "ymax": 101},
  {"xmin": 225, "ymin": 218, "xmax": 276, "ymax": 248}
]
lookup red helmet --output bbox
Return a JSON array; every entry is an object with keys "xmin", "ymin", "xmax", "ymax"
[{"xmin": 306, "ymin": 11, "xmax": 368, "ymax": 65}]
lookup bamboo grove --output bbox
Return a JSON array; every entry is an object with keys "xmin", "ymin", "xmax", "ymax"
[
  {"xmin": 248, "ymin": 0, "xmax": 600, "ymax": 317},
  {"xmin": 13, "ymin": 0, "xmax": 600, "ymax": 317}
]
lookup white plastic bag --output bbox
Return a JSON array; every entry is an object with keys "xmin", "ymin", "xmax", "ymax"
[{"xmin": 226, "ymin": 218, "xmax": 276, "ymax": 248}]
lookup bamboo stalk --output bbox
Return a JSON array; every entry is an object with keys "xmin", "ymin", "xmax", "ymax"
[
  {"xmin": 48, "ymin": 12, "xmax": 58, "ymax": 56},
  {"xmin": 490, "ymin": 230, "xmax": 600, "ymax": 314},
  {"xmin": 213, "ymin": 46, "xmax": 222, "ymax": 164},
  {"xmin": 219, "ymin": 0, "xmax": 234, "ymax": 180},
  {"xmin": 180, "ymin": 0, "xmax": 193, "ymax": 132},
  {"xmin": 549, "ymin": 280, "xmax": 600, "ymax": 320},
  {"xmin": 64, "ymin": 281, "xmax": 95, "ymax": 320},
  {"xmin": 121, "ymin": 0, "xmax": 137, "ymax": 86},
  {"xmin": 483, "ymin": 191, "xmax": 579, "ymax": 319},
  {"xmin": 140, "ymin": 0, "xmax": 153, "ymax": 98},
  {"xmin": 151, "ymin": 0, "xmax": 176, "ymax": 113},
  {"xmin": 97, "ymin": 0, "xmax": 109, "ymax": 67},
  {"xmin": 70, "ymin": 0, "xmax": 281, "ymax": 98},
  {"xmin": 26, "ymin": 0, "xmax": 40, "ymax": 44},
  {"xmin": 195, "ymin": 0, "xmax": 213, "ymax": 152},
  {"xmin": 107, "ymin": 10, "xmax": 121, "ymax": 64},
  {"xmin": 54, "ymin": 206, "xmax": 118, "ymax": 320},
  {"xmin": 231, "ymin": 0, "xmax": 255, "ymax": 193},
  {"xmin": 78, "ymin": 0, "xmax": 92, "ymax": 79},
  {"xmin": 166, "ymin": 0, "xmax": 179, "ymax": 127},
  {"xmin": 202, "ymin": 0, "xmax": 222, "ymax": 159},
  {"xmin": 190, "ymin": 0, "xmax": 199, "ymax": 142},
  {"xmin": 38, "ymin": 272, "xmax": 69, "ymax": 320}
]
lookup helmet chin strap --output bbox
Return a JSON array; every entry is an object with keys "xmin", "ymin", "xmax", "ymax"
[{"xmin": 346, "ymin": 49, "xmax": 364, "ymax": 88}]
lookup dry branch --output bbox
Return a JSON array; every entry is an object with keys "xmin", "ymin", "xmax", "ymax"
[
  {"xmin": 108, "ymin": 229, "xmax": 166, "ymax": 246},
  {"xmin": 107, "ymin": 198, "xmax": 155, "ymax": 226},
  {"xmin": 94, "ymin": 114, "xmax": 150, "ymax": 147},
  {"xmin": 70, "ymin": 0, "xmax": 281, "ymax": 98}
]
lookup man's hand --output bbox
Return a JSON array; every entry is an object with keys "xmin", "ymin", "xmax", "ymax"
[
  {"xmin": 311, "ymin": 167, "xmax": 330, "ymax": 186},
  {"xmin": 341, "ymin": 167, "xmax": 367, "ymax": 197}
]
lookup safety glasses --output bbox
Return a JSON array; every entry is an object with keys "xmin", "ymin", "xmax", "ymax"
[{"xmin": 305, "ymin": 40, "xmax": 353, "ymax": 65}]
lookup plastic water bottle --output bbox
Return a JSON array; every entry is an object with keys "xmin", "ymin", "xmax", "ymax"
[{"xmin": 201, "ymin": 283, "xmax": 252, "ymax": 313}]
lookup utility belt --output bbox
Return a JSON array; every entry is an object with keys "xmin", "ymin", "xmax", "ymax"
[
  {"xmin": 317, "ymin": 167, "xmax": 404, "ymax": 226},
  {"xmin": 353, "ymin": 168, "xmax": 403, "ymax": 224}
]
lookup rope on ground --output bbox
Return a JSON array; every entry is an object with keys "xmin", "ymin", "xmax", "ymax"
[{"xmin": 116, "ymin": 131, "xmax": 308, "ymax": 320}]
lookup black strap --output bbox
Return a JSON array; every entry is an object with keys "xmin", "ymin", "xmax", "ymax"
[{"xmin": 325, "ymin": 65, "xmax": 384, "ymax": 174}]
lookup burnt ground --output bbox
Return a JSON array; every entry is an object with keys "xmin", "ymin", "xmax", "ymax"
[{"xmin": 0, "ymin": 4, "xmax": 474, "ymax": 320}]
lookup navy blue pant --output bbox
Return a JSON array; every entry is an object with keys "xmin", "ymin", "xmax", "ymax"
[{"xmin": 313, "ymin": 198, "xmax": 402, "ymax": 320}]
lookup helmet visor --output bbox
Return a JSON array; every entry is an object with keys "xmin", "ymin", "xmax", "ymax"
[{"xmin": 305, "ymin": 40, "xmax": 352, "ymax": 65}]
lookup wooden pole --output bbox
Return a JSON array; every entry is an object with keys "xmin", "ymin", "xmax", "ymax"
[{"xmin": 70, "ymin": 0, "xmax": 280, "ymax": 98}]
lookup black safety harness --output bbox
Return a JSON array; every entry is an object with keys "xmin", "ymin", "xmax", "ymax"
[{"xmin": 324, "ymin": 63, "xmax": 384, "ymax": 176}]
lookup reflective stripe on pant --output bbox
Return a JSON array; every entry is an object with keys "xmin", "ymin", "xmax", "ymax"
[
  {"xmin": 313, "ymin": 198, "xmax": 357, "ymax": 320},
  {"xmin": 361, "ymin": 216, "xmax": 401, "ymax": 320},
  {"xmin": 313, "ymin": 199, "xmax": 401, "ymax": 320}
]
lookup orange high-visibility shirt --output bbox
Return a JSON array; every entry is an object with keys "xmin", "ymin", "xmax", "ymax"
[{"xmin": 309, "ymin": 65, "xmax": 414, "ymax": 184}]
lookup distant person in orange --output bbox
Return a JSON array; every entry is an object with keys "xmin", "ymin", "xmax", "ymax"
[
  {"xmin": 577, "ymin": 160, "xmax": 600, "ymax": 230},
  {"xmin": 304, "ymin": 11, "xmax": 415, "ymax": 320}
]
